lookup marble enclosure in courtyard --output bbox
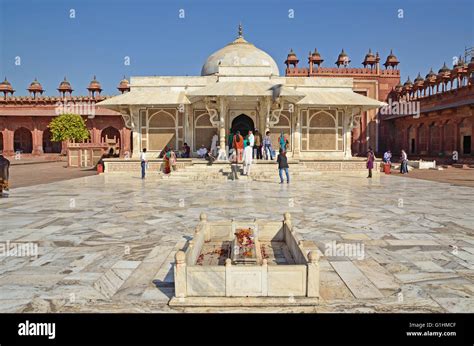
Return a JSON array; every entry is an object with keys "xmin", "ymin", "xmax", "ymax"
[{"xmin": 170, "ymin": 213, "xmax": 319, "ymax": 306}]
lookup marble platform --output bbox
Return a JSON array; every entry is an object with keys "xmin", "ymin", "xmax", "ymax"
[{"xmin": 0, "ymin": 172, "xmax": 473, "ymax": 313}]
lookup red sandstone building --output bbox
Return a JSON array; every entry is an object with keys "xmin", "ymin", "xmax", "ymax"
[
  {"xmin": 0, "ymin": 76, "xmax": 131, "ymax": 158},
  {"xmin": 382, "ymin": 57, "xmax": 474, "ymax": 159}
]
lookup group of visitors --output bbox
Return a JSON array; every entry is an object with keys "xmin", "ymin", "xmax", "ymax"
[
  {"xmin": 227, "ymin": 129, "xmax": 290, "ymax": 183},
  {"xmin": 140, "ymin": 145, "xmax": 179, "ymax": 179},
  {"xmin": 139, "ymin": 129, "xmax": 291, "ymax": 182},
  {"xmin": 227, "ymin": 128, "xmax": 289, "ymax": 161},
  {"xmin": 366, "ymin": 148, "xmax": 409, "ymax": 178}
]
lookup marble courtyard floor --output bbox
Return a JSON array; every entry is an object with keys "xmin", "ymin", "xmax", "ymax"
[{"xmin": 1, "ymin": 173, "xmax": 473, "ymax": 313}]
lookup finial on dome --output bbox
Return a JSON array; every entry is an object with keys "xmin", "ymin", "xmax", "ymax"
[{"xmin": 238, "ymin": 22, "xmax": 243, "ymax": 38}]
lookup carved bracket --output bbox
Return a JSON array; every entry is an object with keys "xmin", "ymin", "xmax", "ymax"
[
  {"xmin": 268, "ymin": 99, "xmax": 285, "ymax": 127},
  {"xmin": 119, "ymin": 106, "xmax": 134, "ymax": 129},
  {"xmin": 349, "ymin": 107, "xmax": 363, "ymax": 129},
  {"xmin": 204, "ymin": 97, "xmax": 219, "ymax": 128}
]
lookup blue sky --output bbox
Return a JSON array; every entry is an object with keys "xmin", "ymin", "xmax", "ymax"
[{"xmin": 1, "ymin": 0, "xmax": 472, "ymax": 95}]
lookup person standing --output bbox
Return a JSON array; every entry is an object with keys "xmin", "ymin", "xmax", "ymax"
[
  {"xmin": 140, "ymin": 148, "xmax": 147, "ymax": 179},
  {"xmin": 0, "ymin": 153, "xmax": 10, "ymax": 193},
  {"xmin": 211, "ymin": 133, "xmax": 218, "ymax": 157},
  {"xmin": 229, "ymin": 149, "xmax": 239, "ymax": 180},
  {"xmin": 277, "ymin": 148, "xmax": 290, "ymax": 184},
  {"xmin": 263, "ymin": 131, "xmax": 273, "ymax": 160},
  {"xmin": 227, "ymin": 128, "xmax": 234, "ymax": 159},
  {"xmin": 383, "ymin": 150, "xmax": 392, "ymax": 164},
  {"xmin": 242, "ymin": 141, "xmax": 253, "ymax": 176},
  {"xmin": 248, "ymin": 130, "xmax": 255, "ymax": 149},
  {"xmin": 366, "ymin": 147, "xmax": 375, "ymax": 178},
  {"xmin": 400, "ymin": 149, "xmax": 408, "ymax": 174},
  {"xmin": 254, "ymin": 130, "xmax": 262, "ymax": 159},
  {"xmin": 278, "ymin": 131, "xmax": 289, "ymax": 151},
  {"xmin": 233, "ymin": 130, "xmax": 244, "ymax": 161}
]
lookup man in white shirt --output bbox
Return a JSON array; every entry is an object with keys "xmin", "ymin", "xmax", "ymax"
[
  {"xmin": 197, "ymin": 145, "xmax": 208, "ymax": 158},
  {"xmin": 140, "ymin": 148, "xmax": 147, "ymax": 179},
  {"xmin": 248, "ymin": 130, "xmax": 255, "ymax": 147}
]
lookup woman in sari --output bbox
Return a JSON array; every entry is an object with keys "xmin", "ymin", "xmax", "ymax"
[{"xmin": 162, "ymin": 145, "xmax": 172, "ymax": 174}]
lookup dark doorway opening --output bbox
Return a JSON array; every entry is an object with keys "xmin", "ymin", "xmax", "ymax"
[
  {"xmin": 410, "ymin": 138, "xmax": 415, "ymax": 154},
  {"xmin": 463, "ymin": 136, "xmax": 471, "ymax": 154},
  {"xmin": 231, "ymin": 114, "xmax": 255, "ymax": 138},
  {"xmin": 14, "ymin": 127, "xmax": 33, "ymax": 153},
  {"xmin": 43, "ymin": 129, "xmax": 62, "ymax": 153}
]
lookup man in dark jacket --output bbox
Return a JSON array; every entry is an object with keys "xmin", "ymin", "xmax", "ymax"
[{"xmin": 276, "ymin": 149, "xmax": 289, "ymax": 184}]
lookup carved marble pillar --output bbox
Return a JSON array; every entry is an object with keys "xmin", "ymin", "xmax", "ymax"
[
  {"xmin": 217, "ymin": 98, "xmax": 228, "ymax": 160},
  {"xmin": 292, "ymin": 107, "xmax": 301, "ymax": 159},
  {"xmin": 257, "ymin": 97, "xmax": 271, "ymax": 135},
  {"xmin": 130, "ymin": 106, "xmax": 140, "ymax": 158},
  {"xmin": 184, "ymin": 104, "xmax": 193, "ymax": 150}
]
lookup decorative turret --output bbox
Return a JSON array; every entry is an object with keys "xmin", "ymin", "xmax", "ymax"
[
  {"xmin": 438, "ymin": 62, "xmax": 451, "ymax": 76},
  {"xmin": 335, "ymin": 49, "xmax": 350, "ymax": 67},
  {"xmin": 383, "ymin": 49, "xmax": 399, "ymax": 69},
  {"xmin": 308, "ymin": 48, "xmax": 324, "ymax": 67},
  {"xmin": 285, "ymin": 49, "xmax": 299, "ymax": 68},
  {"xmin": 0, "ymin": 77, "xmax": 15, "ymax": 99},
  {"xmin": 27, "ymin": 78, "xmax": 44, "ymax": 98},
  {"xmin": 452, "ymin": 56, "xmax": 468, "ymax": 87},
  {"xmin": 401, "ymin": 76, "xmax": 413, "ymax": 99},
  {"xmin": 425, "ymin": 68, "xmax": 437, "ymax": 84},
  {"xmin": 414, "ymin": 73, "xmax": 425, "ymax": 88},
  {"xmin": 403, "ymin": 76, "xmax": 413, "ymax": 89},
  {"xmin": 57, "ymin": 77, "xmax": 73, "ymax": 97},
  {"xmin": 117, "ymin": 76, "xmax": 130, "ymax": 94},
  {"xmin": 424, "ymin": 68, "xmax": 437, "ymax": 95},
  {"xmin": 87, "ymin": 75, "xmax": 102, "ymax": 97},
  {"xmin": 452, "ymin": 56, "xmax": 468, "ymax": 75},
  {"xmin": 362, "ymin": 49, "xmax": 376, "ymax": 68}
]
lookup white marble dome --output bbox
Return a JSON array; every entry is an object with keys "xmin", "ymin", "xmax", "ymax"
[{"xmin": 201, "ymin": 36, "xmax": 280, "ymax": 77}]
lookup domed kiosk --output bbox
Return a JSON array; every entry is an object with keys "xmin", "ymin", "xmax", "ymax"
[{"xmin": 98, "ymin": 24, "xmax": 385, "ymax": 169}]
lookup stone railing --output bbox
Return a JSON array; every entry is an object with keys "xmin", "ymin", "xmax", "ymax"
[{"xmin": 170, "ymin": 212, "xmax": 320, "ymax": 306}]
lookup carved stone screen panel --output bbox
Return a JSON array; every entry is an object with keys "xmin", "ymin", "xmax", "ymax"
[{"xmin": 301, "ymin": 109, "xmax": 344, "ymax": 151}]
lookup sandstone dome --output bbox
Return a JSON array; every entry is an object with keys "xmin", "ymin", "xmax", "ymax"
[{"xmin": 201, "ymin": 33, "xmax": 280, "ymax": 77}]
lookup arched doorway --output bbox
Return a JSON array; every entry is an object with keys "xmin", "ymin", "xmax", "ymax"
[
  {"xmin": 101, "ymin": 126, "xmax": 121, "ymax": 145},
  {"xmin": 231, "ymin": 114, "xmax": 254, "ymax": 137},
  {"xmin": 14, "ymin": 127, "xmax": 32, "ymax": 153},
  {"xmin": 101, "ymin": 126, "xmax": 121, "ymax": 156},
  {"xmin": 43, "ymin": 128, "xmax": 61, "ymax": 153}
]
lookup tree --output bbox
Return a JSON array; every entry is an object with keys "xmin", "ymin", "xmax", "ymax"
[{"xmin": 48, "ymin": 113, "xmax": 90, "ymax": 142}]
